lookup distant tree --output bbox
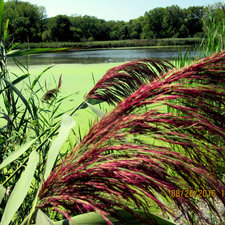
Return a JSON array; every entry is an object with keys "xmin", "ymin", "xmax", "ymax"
[
  {"xmin": 70, "ymin": 27, "xmax": 82, "ymax": 42},
  {"xmin": 108, "ymin": 21, "xmax": 124, "ymax": 40},
  {"xmin": 183, "ymin": 6, "xmax": 204, "ymax": 37},
  {"xmin": 4, "ymin": 0, "xmax": 46, "ymax": 43},
  {"xmin": 179, "ymin": 24, "xmax": 189, "ymax": 38},
  {"xmin": 141, "ymin": 8, "xmax": 165, "ymax": 39},
  {"xmin": 162, "ymin": 5, "xmax": 183, "ymax": 38},
  {"xmin": 41, "ymin": 29, "xmax": 51, "ymax": 42},
  {"xmin": 128, "ymin": 19, "xmax": 142, "ymax": 39},
  {"xmin": 3, "ymin": 0, "xmax": 221, "ymax": 44},
  {"xmin": 45, "ymin": 15, "xmax": 73, "ymax": 42},
  {"xmin": 70, "ymin": 15, "xmax": 109, "ymax": 41},
  {"xmin": 94, "ymin": 19, "xmax": 110, "ymax": 41},
  {"xmin": 139, "ymin": 5, "xmax": 203, "ymax": 39},
  {"xmin": 119, "ymin": 23, "xmax": 129, "ymax": 40}
]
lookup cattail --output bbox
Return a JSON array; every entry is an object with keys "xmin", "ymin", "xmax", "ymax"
[{"xmin": 38, "ymin": 51, "xmax": 225, "ymax": 224}]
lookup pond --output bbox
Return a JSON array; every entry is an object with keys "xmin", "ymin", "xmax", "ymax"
[{"xmin": 7, "ymin": 46, "xmax": 195, "ymax": 65}]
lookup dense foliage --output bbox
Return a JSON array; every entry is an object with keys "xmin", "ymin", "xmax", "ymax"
[
  {"xmin": 3, "ymin": 0, "xmax": 46, "ymax": 43},
  {"xmin": 3, "ymin": 0, "xmax": 225, "ymax": 45}
]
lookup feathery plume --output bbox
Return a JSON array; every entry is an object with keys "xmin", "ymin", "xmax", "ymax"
[
  {"xmin": 85, "ymin": 58, "xmax": 175, "ymax": 105},
  {"xmin": 38, "ymin": 51, "xmax": 225, "ymax": 224}
]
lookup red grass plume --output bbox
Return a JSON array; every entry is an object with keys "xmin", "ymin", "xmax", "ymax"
[
  {"xmin": 42, "ymin": 74, "xmax": 62, "ymax": 102},
  {"xmin": 38, "ymin": 51, "xmax": 225, "ymax": 224},
  {"xmin": 85, "ymin": 58, "xmax": 174, "ymax": 105}
]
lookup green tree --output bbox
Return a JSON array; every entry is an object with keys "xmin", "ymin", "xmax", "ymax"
[
  {"xmin": 94, "ymin": 19, "xmax": 110, "ymax": 41},
  {"xmin": 183, "ymin": 6, "xmax": 204, "ymax": 37},
  {"xmin": 70, "ymin": 15, "xmax": 105, "ymax": 41},
  {"xmin": 4, "ymin": 0, "xmax": 46, "ymax": 43},
  {"xmin": 70, "ymin": 27, "xmax": 82, "ymax": 42},
  {"xmin": 108, "ymin": 21, "xmax": 124, "ymax": 40},
  {"xmin": 162, "ymin": 5, "xmax": 183, "ymax": 38},
  {"xmin": 128, "ymin": 18, "xmax": 142, "ymax": 39},
  {"xmin": 141, "ymin": 8, "xmax": 165, "ymax": 39},
  {"xmin": 45, "ymin": 15, "xmax": 72, "ymax": 42}
]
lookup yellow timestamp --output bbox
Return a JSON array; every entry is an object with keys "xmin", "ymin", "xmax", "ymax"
[{"xmin": 170, "ymin": 189, "xmax": 218, "ymax": 198}]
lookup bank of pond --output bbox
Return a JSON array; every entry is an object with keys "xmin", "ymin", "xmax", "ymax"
[{"xmin": 17, "ymin": 37, "xmax": 201, "ymax": 50}]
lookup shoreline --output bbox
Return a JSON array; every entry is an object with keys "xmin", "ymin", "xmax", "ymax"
[{"xmin": 16, "ymin": 38, "xmax": 201, "ymax": 50}]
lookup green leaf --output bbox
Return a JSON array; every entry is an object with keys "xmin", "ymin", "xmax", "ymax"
[
  {"xmin": 20, "ymin": 214, "xmax": 30, "ymax": 225},
  {"xmin": 0, "ymin": 139, "xmax": 36, "ymax": 170},
  {"xmin": 7, "ymin": 42, "xmax": 19, "ymax": 52},
  {"xmin": 36, "ymin": 210, "xmax": 54, "ymax": 225},
  {"xmin": 32, "ymin": 66, "xmax": 53, "ymax": 89},
  {"xmin": 12, "ymin": 57, "xmax": 28, "ymax": 73},
  {"xmin": 3, "ymin": 78, "xmax": 34, "ymax": 119},
  {"xmin": 44, "ymin": 114, "xmax": 76, "ymax": 180},
  {"xmin": 53, "ymin": 210, "xmax": 178, "ymax": 225},
  {"xmin": 12, "ymin": 74, "xmax": 30, "ymax": 85},
  {"xmin": 0, "ymin": 150, "xmax": 39, "ymax": 225},
  {"xmin": 0, "ymin": 0, "xmax": 4, "ymax": 40},
  {"xmin": 0, "ymin": 184, "xmax": 6, "ymax": 204},
  {"xmin": 3, "ymin": 18, "xmax": 9, "ymax": 42},
  {"xmin": 86, "ymin": 102, "xmax": 105, "ymax": 119},
  {"xmin": 79, "ymin": 98, "xmax": 104, "ymax": 109}
]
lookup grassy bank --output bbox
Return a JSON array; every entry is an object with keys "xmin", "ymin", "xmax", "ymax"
[{"xmin": 17, "ymin": 38, "xmax": 201, "ymax": 49}]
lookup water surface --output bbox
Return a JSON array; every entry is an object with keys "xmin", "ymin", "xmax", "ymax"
[{"xmin": 7, "ymin": 47, "xmax": 193, "ymax": 65}]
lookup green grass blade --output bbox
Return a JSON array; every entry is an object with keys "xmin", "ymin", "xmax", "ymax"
[
  {"xmin": 3, "ymin": 18, "xmax": 9, "ymax": 42},
  {"xmin": 56, "ymin": 94, "xmax": 73, "ymax": 104},
  {"xmin": 7, "ymin": 42, "xmax": 19, "ymax": 52},
  {"xmin": 31, "ymin": 66, "xmax": 53, "ymax": 89},
  {"xmin": 20, "ymin": 215, "xmax": 30, "ymax": 225},
  {"xmin": 12, "ymin": 74, "xmax": 30, "ymax": 85},
  {"xmin": 52, "ymin": 210, "xmax": 178, "ymax": 225},
  {"xmin": 77, "ymin": 124, "xmax": 82, "ymax": 143},
  {"xmin": 86, "ymin": 102, "xmax": 105, "ymax": 119},
  {"xmin": 0, "ymin": 184, "xmax": 6, "ymax": 204},
  {"xmin": 18, "ymin": 108, "xmax": 28, "ymax": 132},
  {"xmin": 12, "ymin": 57, "xmax": 29, "ymax": 73},
  {"xmin": 0, "ymin": 139, "xmax": 36, "ymax": 170},
  {"xmin": 80, "ymin": 98, "xmax": 104, "ymax": 109},
  {"xmin": 38, "ymin": 112, "xmax": 50, "ymax": 127},
  {"xmin": 0, "ymin": 150, "xmax": 39, "ymax": 225},
  {"xmin": 0, "ymin": 0, "xmax": 4, "ymax": 40},
  {"xmin": 43, "ymin": 114, "xmax": 76, "ymax": 180},
  {"xmin": 3, "ymin": 78, "xmax": 34, "ymax": 119},
  {"xmin": 36, "ymin": 210, "xmax": 54, "ymax": 225},
  {"xmin": 51, "ymin": 103, "xmax": 61, "ymax": 119}
]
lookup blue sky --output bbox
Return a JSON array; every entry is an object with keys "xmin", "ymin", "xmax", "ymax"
[{"xmin": 17, "ymin": 0, "xmax": 221, "ymax": 21}]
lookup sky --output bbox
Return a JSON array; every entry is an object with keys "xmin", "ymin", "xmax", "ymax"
[{"xmin": 17, "ymin": 0, "xmax": 222, "ymax": 21}]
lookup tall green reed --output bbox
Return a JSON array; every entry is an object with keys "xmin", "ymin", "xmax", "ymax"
[{"xmin": 175, "ymin": 3, "xmax": 225, "ymax": 68}]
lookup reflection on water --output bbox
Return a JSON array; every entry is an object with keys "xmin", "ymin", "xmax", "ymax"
[{"xmin": 7, "ymin": 47, "xmax": 196, "ymax": 65}]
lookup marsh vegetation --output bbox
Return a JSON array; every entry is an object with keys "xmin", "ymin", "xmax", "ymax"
[{"xmin": 0, "ymin": 1, "xmax": 225, "ymax": 225}]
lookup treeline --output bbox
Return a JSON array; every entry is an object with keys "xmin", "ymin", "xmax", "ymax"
[{"xmin": 3, "ymin": 0, "xmax": 225, "ymax": 45}]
